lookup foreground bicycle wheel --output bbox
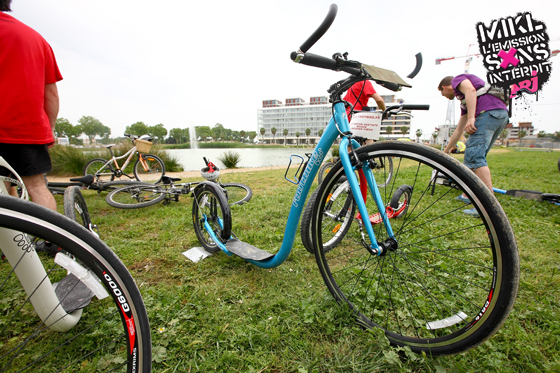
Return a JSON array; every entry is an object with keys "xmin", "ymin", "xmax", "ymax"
[
  {"xmin": 106, "ymin": 184, "xmax": 166, "ymax": 209},
  {"xmin": 134, "ymin": 154, "xmax": 165, "ymax": 183},
  {"xmin": 0, "ymin": 196, "xmax": 151, "ymax": 372},
  {"xmin": 221, "ymin": 183, "xmax": 253, "ymax": 206},
  {"xmin": 312, "ymin": 141, "xmax": 519, "ymax": 356},
  {"xmin": 192, "ymin": 184, "xmax": 232, "ymax": 253}
]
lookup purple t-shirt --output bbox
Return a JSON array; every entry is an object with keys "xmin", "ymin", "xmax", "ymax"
[{"xmin": 452, "ymin": 74, "xmax": 507, "ymax": 117}]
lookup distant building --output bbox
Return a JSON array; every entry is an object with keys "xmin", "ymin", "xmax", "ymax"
[{"xmin": 257, "ymin": 95, "xmax": 412, "ymax": 145}]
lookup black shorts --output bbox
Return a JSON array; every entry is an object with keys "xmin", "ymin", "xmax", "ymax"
[{"xmin": 0, "ymin": 143, "xmax": 52, "ymax": 177}]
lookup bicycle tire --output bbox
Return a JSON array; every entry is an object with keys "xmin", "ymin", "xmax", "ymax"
[
  {"xmin": 388, "ymin": 184, "xmax": 412, "ymax": 217},
  {"xmin": 192, "ymin": 183, "xmax": 232, "ymax": 253},
  {"xmin": 221, "ymin": 183, "xmax": 253, "ymax": 205},
  {"xmin": 63, "ymin": 186, "xmax": 92, "ymax": 230},
  {"xmin": 134, "ymin": 154, "xmax": 165, "ymax": 183},
  {"xmin": 0, "ymin": 195, "xmax": 151, "ymax": 372},
  {"xmin": 106, "ymin": 184, "xmax": 167, "ymax": 209},
  {"xmin": 83, "ymin": 158, "xmax": 114, "ymax": 182},
  {"xmin": 317, "ymin": 162, "xmax": 336, "ymax": 185},
  {"xmin": 311, "ymin": 141, "xmax": 519, "ymax": 356},
  {"xmin": 48, "ymin": 186, "xmax": 66, "ymax": 196},
  {"xmin": 301, "ymin": 183, "xmax": 355, "ymax": 254}
]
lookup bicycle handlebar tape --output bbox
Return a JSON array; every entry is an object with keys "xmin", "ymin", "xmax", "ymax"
[
  {"xmin": 402, "ymin": 104, "xmax": 430, "ymax": 111},
  {"xmin": 291, "ymin": 52, "xmax": 338, "ymax": 71},
  {"xmin": 407, "ymin": 53, "xmax": 423, "ymax": 79},
  {"xmin": 299, "ymin": 3, "xmax": 338, "ymax": 53},
  {"xmin": 378, "ymin": 81, "xmax": 402, "ymax": 92}
]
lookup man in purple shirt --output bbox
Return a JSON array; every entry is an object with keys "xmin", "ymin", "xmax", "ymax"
[{"xmin": 438, "ymin": 74, "xmax": 508, "ymax": 216}]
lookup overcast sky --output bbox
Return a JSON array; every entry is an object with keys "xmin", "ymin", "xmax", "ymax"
[{"xmin": 10, "ymin": 0, "xmax": 560, "ymax": 139}]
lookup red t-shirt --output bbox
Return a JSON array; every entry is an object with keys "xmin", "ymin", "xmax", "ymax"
[
  {"xmin": 0, "ymin": 12, "xmax": 63, "ymax": 144},
  {"xmin": 343, "ymin": 80, "xmax": 376, "ymax": 117}
]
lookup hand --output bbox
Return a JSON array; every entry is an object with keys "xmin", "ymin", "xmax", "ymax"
[{"xmin": 465, "ymin": 118, "xmax": 477, "ymax": 135}]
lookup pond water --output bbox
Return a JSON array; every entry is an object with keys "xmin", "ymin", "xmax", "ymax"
[{"xmin": 166, "ymin": 148, "xmax": 333, "ymax": 171}]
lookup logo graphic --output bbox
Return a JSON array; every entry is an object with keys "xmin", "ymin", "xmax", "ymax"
[{"xmin": 476, "ymin": 13, "xmax": 551, "ymax": 100}]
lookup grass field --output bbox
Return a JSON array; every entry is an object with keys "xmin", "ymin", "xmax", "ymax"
[{"xmin": 49, "ymin": 148, "xmax": 560, "ymax": 371}]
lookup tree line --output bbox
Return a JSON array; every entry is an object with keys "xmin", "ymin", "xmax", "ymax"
[{"xmin": 55, "ymin": 118, "xmax": 257, "ymax": 145}]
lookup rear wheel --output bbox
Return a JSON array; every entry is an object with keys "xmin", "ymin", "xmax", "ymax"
[
  {"xmin": 106, "ymin": 184, "xmax": 166, "ymax": 209},
  {"xmin": 83, "ymin": 158, "xmax": 114, "ymax": 182},
  {"xmin": 63, "ymin": 186, "xmax": 92, "ymax": 231},
  {"xmin": 192, "ymin": 184, "xmax": 232, "ymax": 253},
  {"xmin": 134, "ymin": 154, "xmax": 165, "ymax": 183},
  {"xmin": 312, "ymin": 141, "xmax": 519, "ymax": 356},
  {"xmin": 0, "ymin": 196, "xmax": 151, "ymax": 372},
  {"xmin": 221, "ymin": 183, "xmax": 253, "ymax": 205}
]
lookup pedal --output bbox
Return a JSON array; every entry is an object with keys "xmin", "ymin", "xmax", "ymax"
[
  {"xmin": 53, "ymin": 273, "xmax": 95, "ymax": 313},
  {"xmin": 225, "ymin": 239, "xmax": 274, "ymax": 261}
]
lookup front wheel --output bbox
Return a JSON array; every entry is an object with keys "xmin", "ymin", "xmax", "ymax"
[
  {"xmin": 192, "ymin": 184, "xmax": 232, "ymax": 253},
  {"xmin": 106, "ymin": 184, "xmax": 166, "ymax": 209},
  {"xmin": 311, "ymin": 141, "xmax": 519, "ymax": 356},
  {"xmin": 221, "ymin": 183, "xmax": 253, "ymax": 205},
  {"xmin": 134, "ymin": 154, "xmax": 165, "ymax": 183},
  {"xmin": 83, "ymin": 158, "xmax": 114, "ymax": 182}
]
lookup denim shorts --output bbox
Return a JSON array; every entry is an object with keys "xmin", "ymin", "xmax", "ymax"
[{"xmin": 464, "ymin": 110, "xmax": 508, "ymax": 170}]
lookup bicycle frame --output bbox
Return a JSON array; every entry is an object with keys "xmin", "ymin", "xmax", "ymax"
[
  {"xmin": 96, "ymin": 144, "xmax": 150, "ymax": 177},
  {"xmin": 208, "ymin": 101, "xmax": 394, "ymax": 269}
]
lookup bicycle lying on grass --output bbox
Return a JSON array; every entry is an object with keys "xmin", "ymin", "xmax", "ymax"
[
  {"xmin": 192, "ymin": 4, "xmax": 519, "ymax": 356},
  {"xmin": 0, "ymin": 157, "xmax": 151, "ymax": 372},
  {"xmin": 105, "ymin": 157, "xmax": 252, "ymax": 209},
  {"xmin": 83, "ymin": 133, "xmax": 165, "ymax": 183}
]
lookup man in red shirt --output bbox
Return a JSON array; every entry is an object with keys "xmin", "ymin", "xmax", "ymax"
[
  {"xmin": 0, "ymin": 0, "xmax": 62, "ymax": 211},
  {"xmin": 343, "ymin": 80, "xmax": 386, "ymax": 119}
]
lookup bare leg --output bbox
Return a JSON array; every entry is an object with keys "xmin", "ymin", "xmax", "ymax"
[
  {"xmin": 473, "ymin": 166, "xmax": 493, "ymax": 192},
  {"xmin": 21, "ymin": 174, "xmax": 57, "ymax": 212}
]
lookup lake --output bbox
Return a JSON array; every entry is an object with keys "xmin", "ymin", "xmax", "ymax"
[{"xmin": 166, "ymin": 148, "xmax": 333, "ymax": 171}]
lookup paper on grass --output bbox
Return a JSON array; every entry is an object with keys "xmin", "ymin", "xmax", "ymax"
[{"xmin": 183, "ymin": 247, "xmax": 213, "ymax": 263}]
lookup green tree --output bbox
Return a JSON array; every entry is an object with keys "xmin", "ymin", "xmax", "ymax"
[
  {"xmin": 518, "ymin": 129, "xmax": 527, "ymax": 145},
  {"xmin": 283, "ymin": 128, "xmax": 288, "ymax": 145},
  {"xmin": 415, "ymin": 129, "xmax": 423, "ymax": 143},
  {"xmin": 500, "ymin": 129, "xmax": 509, "ymax": 145},
  {"xmin": 212, "ymin": 123, "xmax": 225, "ymax": 141},
  {"xmin": 305, "ymin": 128, "xmax": 311, "ymax": 145},
  {"xmin": 149, "ymin": 123, "xmax": 167, "ymax": 143},
  {"xmin": 196, "ymin": 126, "xmax": 212, "ymax": 141},
  {"xmin": 260, "ymin": 127, "xmax": 265, "ymax": 142},
  {"xmin": 169, "ymin": 128, "xmax": 188, "ymax": 144},
  {"xmin": 385, "ymin": 125, "xmax": 393, "ymax": 136},
  {"xmin": 432, "ymin": 131, "xmax": 439, "ymax": 144},
  {"xmin": 79, "ymin": 116, "xmax": 110, "ymax": 144},
  {"xmin": 537, "ymin": 130, "xmax": 546, "ymax": 138},
  {"xmin": 317, "ymin": 129, "xmax": 324, "ymax": 138},
  {"xmin": 295, "ymin": 131, "xmax": 301, "ymax": 146},
  {"xmin": 271, "ymin": 127, "xmax": 277, "ymax": 144},
  {"xmin": 125, "ymin": 121, "xmax": 149, "ymax": 137},
  {"xmin": 400, "ymin": 126, "xmax": 409, "ymax": 138},
  {"xmin": 239, "ymin": 130, "xmax": 246, "ymax": 143},
  {"xmin": 247, "ymin": 131, "xmax": 257, "ymax": 142}
]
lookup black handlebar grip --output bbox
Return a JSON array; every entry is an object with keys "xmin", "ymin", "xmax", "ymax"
[
  {"xmin": 291, "ymin": 52, "xmax": 338, "ymax": 70},
  {"xmin": 407, "ymin": 53, "xmax": 423, "ymax": 79},
  {"xmin": 402, "ymin": 104, "xmax": 430, "ymax": 111},
  {"xmin": 299, "ymin": 4, "xmax": 338, "ymax": 53},
  {"xmin": 203, "ymin": 157, "xmax": 208, "ymax": 165},
  {"xmin": 378, "ymin": 81, "xmax": 401, "ymax": 92}
]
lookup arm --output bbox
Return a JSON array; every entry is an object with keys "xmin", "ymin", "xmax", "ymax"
[
  {"xmin": 371, "ymin": 93, "xmax": 386, "ymax": 111},
  {"xmin": 44, "ymin": 83, "xmax": 59, "ymax": 144},
  {"xmin": 456, "ymin": 79, "xmax": 477, "ymax": 134},
  {"xmin": 444, "ymin": 115, "xmax": 467, "ymax": 154}
]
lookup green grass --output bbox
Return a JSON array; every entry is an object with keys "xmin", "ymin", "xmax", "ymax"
[{"xmin": 39, "ymin": 149, "xmax": 560, "ymax": 370}]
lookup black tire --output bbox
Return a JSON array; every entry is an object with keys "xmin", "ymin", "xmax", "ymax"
[
  {"xmin": 311, "ymin": 141, "xmax": 519, "ymax": 356},
  {"xmin": 318, "ymin": 156, "xmax": 393, "ymax": 187},
  {"xmin": 0, "ymin": 196, "xmax": 151, "ymax": 372},
  {"xmin": 557, "ymin": 156, "xmax": 560, "ymax": 172},
  {"xmin": 83, "ymin": 158, "xmax": 114, "ymax": 182},
  {"xmin": 221, "ymin": 183, "xmax": 253, "ymax": 205},
  {"xmin": 106, "ymin": 184, "xmax": 166, "ymax": 209},
  {"xmin": 301, "ymin": 183, "xmax": 355, "ymax": 254},
  {"xmin": 99, "ymin": 180, "xmax": 150, "ymax": 192},
  {"xmin": 318, "ymin": 162, "xmax": 336, "ymax": 185},
  {"xmin": 134, "ymin": 154, "xmax": 165, "ymax": 183},
  {"xmin": 192, "ymin": 183, "xmax": 232, "ymax": 253},
  {"xmin": 48, "ymin": 186, "xmax": 66, "ymax": 196},
  {"xmin": 63, "ymin": 186, "xmax": 92, "ymax": 230},
  {"xmin": 388, "ymin": 184, "xmax": 412, "ymax": 218}
]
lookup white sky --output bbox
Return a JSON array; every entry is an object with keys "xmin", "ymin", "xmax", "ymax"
[{"xmin": 10, "ymin": 0, "xmax": 560, "ymax": 139}]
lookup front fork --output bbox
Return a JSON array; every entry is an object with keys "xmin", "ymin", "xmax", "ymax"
[{"xmin": 338, "ymin": 137, "xmax": 395, "ymax": 256}]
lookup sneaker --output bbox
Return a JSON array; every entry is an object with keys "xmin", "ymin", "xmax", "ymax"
[
  {"xmin": 455, "ymin": 195, "xmax": 471, "ymax": 204},
  {"xmin": 463, "ymin": 207, "xmax": 479, "ymax": 217}
]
